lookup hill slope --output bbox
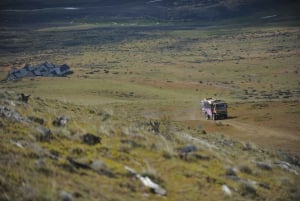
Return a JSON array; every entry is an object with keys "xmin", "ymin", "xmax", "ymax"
[{"xmin": 1, "ymin": 90, "xmax": 299, "ymax": 201}]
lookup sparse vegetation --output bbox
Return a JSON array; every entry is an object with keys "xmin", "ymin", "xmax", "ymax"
[
  {"xmin": 0, "ymin": 0, "xmax": 300, "ymax": 200},
  {"xmin": 1, "ymin": 90, "xmax": 299, "ymax": 201}
]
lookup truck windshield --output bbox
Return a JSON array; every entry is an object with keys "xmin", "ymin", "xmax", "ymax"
[{"xmin": 216, "ymin": 104, "xmax": 226, "ymax": 110}]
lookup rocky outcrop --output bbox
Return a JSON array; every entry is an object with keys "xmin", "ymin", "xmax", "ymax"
[
  {"xmin": 52, "ymin": 115, "xmax": 68, "ymax": 127},
  {"xmin": 125, "ymin": 166, "xmax": 167, "ymax": 196},
  {"xmin": 7, "ymin": 62, "xmax": 72, "ymax": 81},
  {"xmin": 0, "ymin": 105, "xmax": 28, "ymax": 123},
  {"xmin": 82, "ymin": 133, "xmax": 101, "ymax": 145}
]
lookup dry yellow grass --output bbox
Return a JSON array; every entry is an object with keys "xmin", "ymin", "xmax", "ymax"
[{"xmin": 0, "ymin": 20, "xmax": 299, "ymax": 201}]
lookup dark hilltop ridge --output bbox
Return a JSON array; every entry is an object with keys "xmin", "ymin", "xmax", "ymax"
[
  {"xmin": 6, "ymin": 62, "xmax": 72, "ymax": 81},
  {"xmin": 0, "ymin": 0, "xmax": 299, "ymax": 25}
]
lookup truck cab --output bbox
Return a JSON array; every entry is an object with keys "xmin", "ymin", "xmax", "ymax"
[{"xmin": 201, "ymin": 98, "xmax": 228, "ymax": 120}]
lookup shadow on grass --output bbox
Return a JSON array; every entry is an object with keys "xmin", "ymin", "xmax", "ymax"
[{"xmin": 226, "ymin": 116, "xmax": 238, "ymax": 120}]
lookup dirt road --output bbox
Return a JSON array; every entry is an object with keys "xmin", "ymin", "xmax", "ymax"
[{"xmin": 143, "ymin": 102, "xmax": 300, "ymax": 156}]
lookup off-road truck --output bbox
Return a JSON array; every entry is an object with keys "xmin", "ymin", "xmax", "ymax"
[{"xmin": 201, "ymin": 98, "xmax": 228, "ymax": 120}]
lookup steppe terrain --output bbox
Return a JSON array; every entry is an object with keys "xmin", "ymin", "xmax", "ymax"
[
  {"xmin": 0, "ymin": 0, "xmax": 299, "ymax": 200},
  {"xmin": 1, "ymin": 22, "xmax": 299, "ymax": 154}
]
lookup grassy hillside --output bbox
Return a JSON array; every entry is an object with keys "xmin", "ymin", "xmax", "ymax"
[
  {"xmin": 0, "ymin": 20, "xmax": 299, "ymax": 200},
  {"xmin": 0, "ymin": 0, "xmax": 300, "ymax": 200},
  {"xmin": 1, "ymin": 90, "xmax": 299, "ymax": 201}
]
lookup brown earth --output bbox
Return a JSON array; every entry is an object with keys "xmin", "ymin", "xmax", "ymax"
[{"xmin": 144, "ymin": 100, "xmax": 300, "ymax": 157}]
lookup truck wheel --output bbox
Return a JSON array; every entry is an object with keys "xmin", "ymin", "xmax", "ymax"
[{"xmin": 205, "ymin": 113, "xmax": 209, "ymax": 120}]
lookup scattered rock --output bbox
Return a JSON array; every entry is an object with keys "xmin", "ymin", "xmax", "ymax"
[
  {"xmin": 259, "ymin": 182, "xmax": 270, "ymax": 189},
  {"xmin": 242, "ymin": 142, "xmax": 255, "ymax": 151},
  {"xmin": 7, "ymin": 62, "xmax": 72, "ymax": 81},
  {"xmin": 21, "ymin": 184, "xmax": 37, "ymax": 201},
  {"xmin": 10, "ymin": 140, "xmax": 24, "ymax": 149},
  {"xmin": 180, "ymin": 145, "xmax": 197, "ymax": 154},
  {"xmin": 225, "ymin": 167, "xmax": 238, "ymax": 176},
  {"xmin": 194, "ymin": 154, "xmax": 210, "ymax": 161},
  {"xmin": 66, "ymin": 157, "xmax": 91, "ymax": 169},
  {"xmin": 71, "ymin": 147, "xmax": 84, "ymax": 155},
  {"xmin": 222, "ymin": 184, "xmax": 232, "ymax": 196},
  {"xmin": 19, "ymin": 93, "xmax": 30, "ymax": 103},
  {"xmin": 226, "ymin": 175, "xmax": 241, "ymax": 181},
  {"xmin": 73, "ymin": 192, "xmax": 82, "ymax": 198},
  {"xmin": 100, "ymin": 112, "xmax": 110, "ymax": 121},
  {"xmin": 53, "ymin": 115, "xmax": 68, "ymax": 127},
  {"xmin": 67, "ymin": 157, "xmax": 115, "ymax": 177},
  {"xmin": 239, "ymin": 181, "xmax": 257, "ymax": 197},
  {"xmin": 239, "ymin": 165, "xmax": 252, "ymax": 174},
  {"xmin": 119, "ymin": 182, "xmax": 137, "ymax": 192},
  {"xmin": 274, "ymin": 161, "xmax": 299, "ymax": 175},
  {"xmin": 256, "ymin": 162, "xmax": 272, "ymax": 171},
  {"xmin": 91, "ymin": 160, "xmax": 115, "ymax": 178},
  {"xmin": 36, "ymin": 158, "xmax": 46, "ymax": 170},
  {"xmin": 277, "ymin": 150, "xmax": 300, "ymax": 167},
  {"xmin": 59, "ymin": 191, "xmax": 73, "ymax": 201},
  {"xmin": 0, "ymin": 105, "xmax": 28, "ymax": 123},
  {"xmin": 90, "ymin": 160, "xmax": 107, "ymax": 172},
  {"xmin": 35, "ymin": 158, "xmax": 53, "ymax": 175},
  {"xmin": 36, "ymin": 126, "xmax": 52, "ymax": 142},
  {"xmin": 179, "ymin": 145, "xmax": 197, "ymax": 160},
  {"xmin": 28, "ymin": 116, "xmax": 44, "ymax": 125},
  {"xmin": 49, "ymin": 150, "xmax": 60, "ymax": 159},
  {"xmin": 149, "ymin": 119, "xmax": 160, "ymax": 134},
  {"xmin": 218, "ymin": 138, "xmax": 235, "ymax": 147},
  {"xmin": 120, "ymin": 139, "xmax": 143, "ymax": 148},
  {"xmin": 206, "ymin": 176, "xmax": 216, "ymax": 183},
  {"xmin": 82, "ymin": 133, "xmax": 101, "ymax": 145},
  {"xmin": 125, "ymin": 166, "xmax": 167, "ymax": 196},
  {"xmin": 26, "ymin": 143, "xmax": 46, "ymax": 158}
]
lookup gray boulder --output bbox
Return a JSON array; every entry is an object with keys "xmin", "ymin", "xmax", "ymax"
[
  {"xmin": 59, "ymin": 191, "xmax": 72, "ymax": 201},
  {"xmin": 82, "ymin": 133, "xmax": 101, "ymax": 145},
  {"xmin": 53, "ymin": 115, "xmax": 68, "ymax": 127},
  {"xmin": 7, "ymin": 62, "xmax": 72, "ymax": 81},
  {"xmin": 256, "ymin": 162, "xmax": 272, "ymax": 170},
  {"xmin": 36, "ymin": 126, "xmax": 52, "ymax": 142},
  {"xmin": 0, "ymin": 105, "xmax": 28, "ymax": 123}
]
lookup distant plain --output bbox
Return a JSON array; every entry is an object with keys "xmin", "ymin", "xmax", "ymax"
[{"xmin": 1, "ymin": 14, "xmax": 299, "ymax": 154}]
